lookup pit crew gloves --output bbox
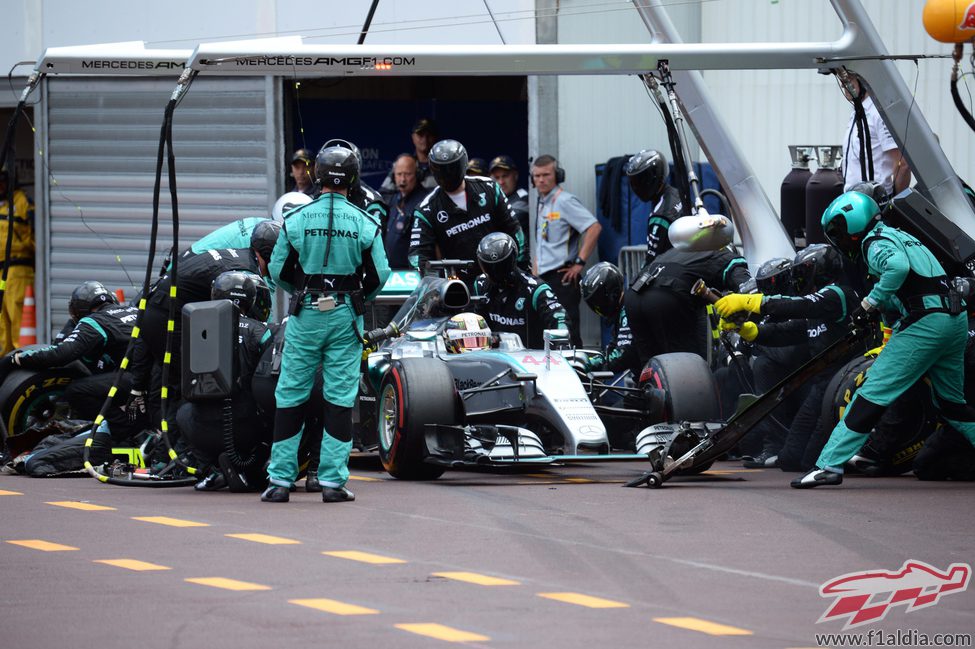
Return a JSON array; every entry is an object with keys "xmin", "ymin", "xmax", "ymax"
[{"xmin": 715, "ymin": 293, "xmax": 764, "ymax": 318}]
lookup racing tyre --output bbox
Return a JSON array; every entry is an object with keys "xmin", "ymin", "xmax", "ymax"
[
  {"xmin": 640, "ymin": 353, "xmax": 719, "ymax": 475},
  {"xmin": 642, "ymin": 352, "xmax": 721, "ymax": 423},
  {"xmin": 0, "ymin": 360, "xmax": 90, "ymax": 440},
  {"xmin": 379, "ymin": 357, "xmax": 457, "ymax": 480},
  {"xmin": 815, "ymin": 353, "xmax": 936, "ymax": 476}
]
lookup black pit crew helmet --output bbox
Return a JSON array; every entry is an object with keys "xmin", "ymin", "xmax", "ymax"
[
  {"xmin": 315, "ymin": 145, "xmax": 359, "ymax": 190},
  {"xmin": 476, "ymin": 232, "xmax": 518, "ymax": 284},
  {"xmin": 429, "ymin": 139, "xmax": 468, "ymax": 193},
  {"xmin": 250, "ymin": 219, "xmax": 282, "ymax": 262},
  {"xmin": 322, "ymin": 138, "xmax": 362, "ymax": 167},
  {"xmin": 791, "ymin": 243, "xmax": 844, "ymax": 296},
  {"xmin": 211, "ymin": 271, "xmax": 271, "ymax": 321},
  {"xmin": 581, "ymin": 262, "xmax": 624, "ymax": 319},
  {"xmin": 625, "ymin": 149, "xmax": 668, "ymax": 203},
  {"xmin": 69, "ymin": 281, "xmax": 118, "ymax": 320},
  {"xmin": 755, "ymin": 257, "xmax": 793, "ymax": 296}
]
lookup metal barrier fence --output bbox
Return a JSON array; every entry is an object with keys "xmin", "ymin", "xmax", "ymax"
[{"xmin": 617, "ymin": 245, "xmax": 646, "ymax": 288}]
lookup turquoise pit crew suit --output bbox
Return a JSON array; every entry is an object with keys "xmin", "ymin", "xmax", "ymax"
[
  {"xmin": 793, "ymin": 190, "xmax": 975, "ymax": 488},
  {"xmin": 262, "ymin": 146, "xmax": 390, "ymax": 503}
]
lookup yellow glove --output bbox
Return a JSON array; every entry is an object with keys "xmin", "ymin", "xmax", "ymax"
[
  {"xmin": 737, "ymin": 321, "xmax": 759, "ymax": 342},
  {"xmin": 715, "ymin": 293, "xmax": 764, "ymax": 318},
  {"xmin": 718, "ymin": 318, "xmax": 738, "ymax": 333}
]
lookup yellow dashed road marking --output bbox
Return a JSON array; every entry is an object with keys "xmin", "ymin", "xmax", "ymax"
[
  {"xmin": 348, "ymin": 475, "xmax": 381, "ymax": 482},
  {"xmin": 132, "ymin": 516, "xmax": 209, "ymax": 528},
  {"xmin": 0, "ymin": 489, "xmax": 23, "ymax": 496},
  {"xmin": 323, "ymin": 550, "xmax": 406, "ymax": 564},
  {"xmin": 7, "ymin": 539, "xmax": 79, "ymax": 552},
  {"xmin": 653, "ymin": 617, "xmax": 753, "ymax": 636},
  {"xmin": 433, "ymin": 571, "xmax": 520, "ymax": 586},
  {"xmin": 226, "ymin": 533, "xmax": 300, "ymax": 545},
  {"xmin": 95, "ymin": 559, "xmax": 171, "ymax": 571},
  {"xmin": 47, "ymin": 501, "xmax": 116, "ymax": 511},
  {"xmin": 538, "ymin": 592, "xmax": 630, "ymax": 608},
  {"xmin": 395, "ymin": 623, "xmax": 489, "ymax": 643},
  {"xmin": 564, "ymin": 477, "xmax": 595, "ymax": 483},
  {"xmin": 289, "ymin": 598, "xmax": 379, "ymax": 615},
  {"xmin": 185, "ymin": 577, "xmax": 271, "ymax": 591}
]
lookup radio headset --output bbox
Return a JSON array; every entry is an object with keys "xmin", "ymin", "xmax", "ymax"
[{"xmin": 529, "ymin": 155, "xmax": 565, "ymax": 187}]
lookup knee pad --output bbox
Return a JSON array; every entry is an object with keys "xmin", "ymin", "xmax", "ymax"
[
  {"xmin": 323, "ymin": 401, "xmax": 353, "ymax": 443},
  {"xmin": 844, "ymin": 396, "xmax": 886, "ymax": 434}
]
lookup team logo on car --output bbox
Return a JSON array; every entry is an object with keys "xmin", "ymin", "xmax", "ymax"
[
  {"xmin": 515, "ymin": 298, "xmax": 525, "ymax": 311},
  {"xmin": 437, "ymin": 210, "xmax": 449, "ymax": 223}
]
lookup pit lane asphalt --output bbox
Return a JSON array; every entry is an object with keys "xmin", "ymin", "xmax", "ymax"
[{"xmin": 1, "ymin": 457, "xmax": 972, "ymax": 649}]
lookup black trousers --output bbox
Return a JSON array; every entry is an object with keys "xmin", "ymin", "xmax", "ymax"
[
  {"xmin": 176, "ymin": 393, "xmax": 270, "ymax": 469},
  {"xmin": 64, "ymin": 372, "xmax": 145, "ymax": 443},
  {"xmin": 624, "ymin": 288, "xmax": 706, "ymax": 370},
  {"xmin": 541, "ymin": 270, "xmax": 583, "ymax": 347}
]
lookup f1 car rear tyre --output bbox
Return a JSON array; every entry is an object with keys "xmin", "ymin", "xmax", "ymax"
[
  {"xmin": 379, "ymin": 357, "xmax": 457, "ymax": 480},
  {"xmin": 0, "ymin": 363, "xmax": 89, "ymax": 440},
  {"xmin": 817, "ymin": 353, "xmax": 935, "ymax": 476},
  {"xmin": 643, "ymin": 352, "xmax": 721, "ymax": 423}
]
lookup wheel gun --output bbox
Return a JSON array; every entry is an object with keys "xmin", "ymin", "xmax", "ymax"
[
  {"xmin": 362, "ymin": 322, "xmax": 402, "ymax": 349},
  {"xmin": 690, "ymin": 279, "xmax": 748, "ymax": 326}
]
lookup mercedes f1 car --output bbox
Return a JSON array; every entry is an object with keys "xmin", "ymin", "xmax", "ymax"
[{"xmin": 356, "ymin": 261, "xmax": 722, "ymax": 480}]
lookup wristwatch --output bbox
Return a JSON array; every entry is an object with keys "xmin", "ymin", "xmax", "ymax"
[{"xmin": 572, "ymin": 256, "xmax": 586, "ymax": 266}]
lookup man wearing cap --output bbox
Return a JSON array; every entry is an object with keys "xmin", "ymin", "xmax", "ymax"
[
  {"xmin": 290, "ymin": 148, "xmax": 317, "ymax": 197},
  {"xmin": 490, "ymin": 155, "xmax": 530, "ymax": 267},
  {"xmin": 381, "ymin": 118, "xmax": 438, "ymax": 197}
]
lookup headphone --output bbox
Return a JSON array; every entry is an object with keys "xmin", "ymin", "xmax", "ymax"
[{"xmin": 530, "ymin": 156, "xmax": 566, "ymax": 187}]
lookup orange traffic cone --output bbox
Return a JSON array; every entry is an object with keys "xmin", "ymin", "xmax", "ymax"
[
  {"xmin": 18, "ymin": 285, "xmax": 36, "ymax": 346},
  {"xmin": 115, "ymin": 288, "xmax": 125, "ymax": 304}
]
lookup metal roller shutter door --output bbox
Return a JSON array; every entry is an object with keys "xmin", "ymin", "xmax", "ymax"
[{"xmin": 42, "ymin": 76, "xmax": 276, "ymax": 339}]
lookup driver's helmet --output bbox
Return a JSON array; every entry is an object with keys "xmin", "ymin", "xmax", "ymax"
[{"xmin": 443, "ymin": 312, "xmax": 491, "ymax": 353}]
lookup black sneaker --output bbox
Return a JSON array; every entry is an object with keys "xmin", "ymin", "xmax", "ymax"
[
  {"xmin": 305, "ymin": 472, "xmax": 322, "ymax": 493},
  {"xmin": 791, "ymin": 468, "xmax": 843, "ymax": 489},
  {"xmin": 194, "ymin": 471, "xmax": 228, "ymax": 492},
  {"xmin": 322, "ymin": 486, "xmax": 355, "ymax": 503},
  {"xmin": 743, "ymin": 451, "xmax": 778, "ymax": 469},
  {"xmin": 260, "ymin": 485, "xmax": 291, "ymax": 502}
]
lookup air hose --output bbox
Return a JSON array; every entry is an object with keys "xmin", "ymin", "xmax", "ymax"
[
  {"xmin": 83, "ymin": 70, "xmax": 200, "ymax": 487},
  {"xmin": 950, "ymin": 44, "xmax": 975, "ymax": 134}
]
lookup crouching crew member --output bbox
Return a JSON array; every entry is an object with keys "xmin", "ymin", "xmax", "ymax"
[
  {"xmin": 180, "ymin": 271, "xmax": 273, "ymax": 492},
  {"xmin": 625, "ymin": 246, "xmax": 751, "ymax": 370},
  {"xmin": 580, "ymin": 262, "xmax": 638, "ymax": 376},
  {"xmin": 716, "ymin": 244, "xmax": 860, "ymax": 470},
  {"xmin": 262, "ymin": 145, "xmax": 390, "ymax": 504},
  {"xmin": 0, "ymin": 281, "xmax": 146, "ymax": 442},
  {"xmin": 793, "ymin": 191, "xmax": 975, "ymax": 488},
  {"xmin": 473, "ymin": 232, "xmax": 565, "ymax": 349}
]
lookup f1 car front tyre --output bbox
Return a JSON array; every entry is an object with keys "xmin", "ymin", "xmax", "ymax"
[
  {"xmin": 378, "ymin": 357, "xmax": 457, "ymax": 480},
  {"xmin": 643, "ymin": 352, "xmax": 721, "ymax": 423}
]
